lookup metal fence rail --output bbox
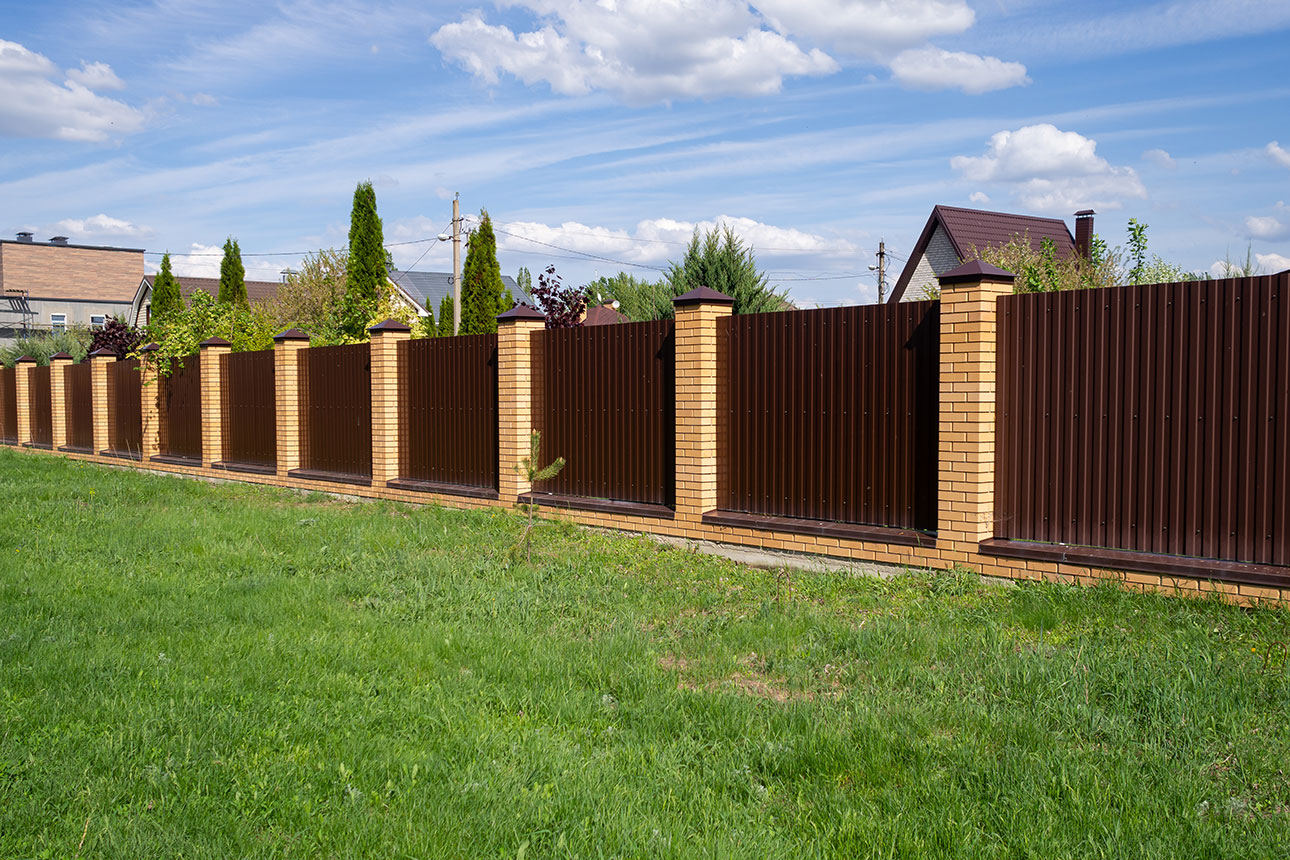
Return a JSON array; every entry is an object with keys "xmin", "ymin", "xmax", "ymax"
[
  {"xmin": 0, "ymin": 367, "xmax": 15, "ymax": 444},
  {"xmin": 398, "ymin": 334, "xmax": 498, "ymax": 492},
  {"xmin": 298, "ymin": 343, "xmax": 371, "ymax": 480},
  {"xmin": 160, "ymin": 356, "xmax": 202, "ymax": 462},
  {"xmin": 27, "ymin": 365, "xmax": 52, "ymax": 448},
  {"xmin": 721, "ymin": 302, "xmax": 940, "ymax": 531},
  {"xmin": 996, "ymin": 272, "xmax": 1290, "ymax": 566},
  {"xmin": 64, "ymin": 362, "xmax": 93, "ymax": 451},
  {"xmin": 107, "ymin": 359, "xmax": 143, "ymax": 457},
  {"xmin": 221, "ymin": 349, "xmax": 277, "ymax": 469}
]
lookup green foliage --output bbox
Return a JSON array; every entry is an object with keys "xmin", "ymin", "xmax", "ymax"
[
  {"xmin": 147, "ymin": 289, "xmax": 276, "ymax": 372},
  {"xmin": 436, "ymin": 292, "xmax": 454, "ymax": 337},
  {"xmin": 150, "ymin": 252, "xmax": 183, "ymax": 322},
  {"xmin": 0, "ymin": 327, "xmax": 92, "ymax": 367},
  {"xmin": 1213, "ymin": 244, "xmax": 1265, "ymax": 279},
  {"xmin": 345, "ymin": 181, "xmax": 387, "ymax": 330},
  {"xmin": 459, "ymin": 212, "xmax": 511, "ymax": 335},
  {"xmin": 217, "ymin": 237, "xmax": 247, "ymax": 306},
  {"xmin": 585, "ymin": 272, "xmax": 673, "ymax": 321},
  {"xmin": 267, "ymin": 248, "xmax": 347, "ymax": 336},
  {"xmin": 664, "ymin": 226, "xmax": 792, "ymax": 316},
  {"xmin": 514, "ymin": 430, "xmax": 566, "ymax": 562},
  {"xmin": 516, "ymin": 266, "xmax": 532, "ymax": 297}
]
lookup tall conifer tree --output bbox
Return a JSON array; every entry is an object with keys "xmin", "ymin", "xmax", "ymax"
[
  {"xmin": 217, "ymin": 238, "xmax": 247, "ymax": 306},
  {"xmin": 458, "ymin": 211, "xmax": 507, "ymax": 335},
  {"xmin": 346, "ymin": 181, "xmax": 386, "ymax": 311},
  {"xmin": 437, "ymin": 293, "xmax": 454, "ymax": 337},
  {"xmin": 151, "ymin": 252, "xmax": 183, "ymax": 322}
]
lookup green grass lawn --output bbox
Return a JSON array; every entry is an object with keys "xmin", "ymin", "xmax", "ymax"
[{"xmin": 1, "ymin": 449, "xmax": 1288, "ymax": 858}]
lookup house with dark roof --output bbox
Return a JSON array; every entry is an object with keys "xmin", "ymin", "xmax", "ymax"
[
  {"xmin": 0, "ymin": 232, "xmax": 144, "ymax": 346},
  {"xmin": 889, "ymin": 206, "xmax": 1094, "ymax": 302},
  {"xmin": 130, "ymin": 274, "xmax": 284, "ymax": 327},
  {"xmin": 582, "ymin": 301, "xmax": 628, "ymax": 325}
]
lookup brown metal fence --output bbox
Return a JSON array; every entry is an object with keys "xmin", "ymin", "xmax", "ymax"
[
  {"xmin": 160, "ymin": 356, "xmax": 202, "ymax": 462},
  {"xmin": 0, "ymin": 367, "xmax": 15, "ymax": 444},
  {"xmin": 298, "ymin": 343, "xmax": 371, "ymax": 480},
  {"xmin": 27, "ymin": 366, "xmax": 53, "ymax": 448},
  {"xmin": 64, "ymin": 362, "xmax": 93, "ymax": 451},
  {"xmin": 721, "ymin": 302, "xmax": 940, "ymax": 531},
  {"xmin": 221, "ymin": 349, "xmax": 277, "ymax": 469},
  {"xmin": 535, "ymin": 320, "xmax": 675, "ymax": 507},
  {"xmin": 397, "ymin": 335, "xmax": 498, "ymax": 491},
  {"xmin": 996, "ymin": 272, "xmax": 1290, "ymax": 567},
  {"xmin": 107, "ymin": 358, "xmax": 143, "ymax": 457}
]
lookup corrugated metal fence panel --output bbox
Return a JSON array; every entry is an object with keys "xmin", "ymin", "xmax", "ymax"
[
  {"xmin": 161, "ymin": 356, "xmax": 202, "ymax": 460},
  {"xmin": 107, "ymin": 359, "xmax": 143, "ymax": 455},
  {"xmin": 996, "ymin": 272, "xmax": 1290, "ymax": 567},
  {"xmin": 221, "ymin": 349, "xmax": 277, "ymax": 468},
  {"xmin": 398, "ymin": 335, "xmax": 498, "ymax": 490},
  {"xmin": 64, "ymin": 362, "xmax": 93, "ymax": 450},
  {"xmin": 722, "ymin": 302, "xmax": 940, "ymax": 530},
  {"xmin": 299, "ymin": 342, "xmax": 372, "ymax": 478},
  {"xmin": 0, "ymin": 367, "xmax": 16, "ymax": 443},
  {"xmin": 27, "ymin": 365, "xmax": 52, "ymax": 447},
  {"xmin": 537, "ymin": 321, "xmax": 675, "ymax": 506}
]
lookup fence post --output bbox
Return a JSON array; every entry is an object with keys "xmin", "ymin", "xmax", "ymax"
[
  {"xmin": 273, "ymin": 329, "xmax": 310, "ymax": 477},
  {"xmin": 368, "ymin": 319, "xmax": 412, "ymax": 488},
  {"xmin": 49, "ymin": 352, "xmax": 73, "ymax": 450},
  {"xmin": 496, "ymin": 305, "xmax": 547, "ymax": 502},
  {"xmin": 138, "ymin": 344, "xmax": 162, "ymax": 461},
  {"xmin": 14, "ymin": 356, "xmax": 34, "ymax": 446},
  {"xmin": 935, "ymin": 261, "xmax": 1015, "ymax": 560},
  {"xmin": 672, "ymin": 287, "xmax": 734, "ymax": 520},
  {"xmin": 89, "ymin": 349, "xmax": 115, "ymax": 455},
  {"xmin": 200, "ymin": 337, "xmax": 232, "ymax": 468}
]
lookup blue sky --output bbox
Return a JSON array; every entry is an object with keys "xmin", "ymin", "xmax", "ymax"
[{"xmin": 2, "ymin": 0, "xmax": 1288, "ymax": 307}]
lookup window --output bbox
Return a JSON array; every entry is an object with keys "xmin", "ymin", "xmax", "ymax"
[
  {"xmin": 50, "ymin": 313, "xmax": 66, "ymax": 333},
  {"xmin": 90, "ymin": 315, "xmax": 106, "ymax": 329}
]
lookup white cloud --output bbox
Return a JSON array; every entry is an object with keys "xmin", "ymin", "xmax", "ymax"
[
  {"xmin": 1210, "ymin": 252, "xmax": 1290, "ymax": 278},
  {"xmin": 1268, "ymin": 141, "xmax": 1290, "ymax": 169},
  {"xmin": 54, "ymin": 213, "xmax": 150, "ymax": 239},
  {"xmin": 431, "ymin": 3, "xmax": 837, "ymax": 103},
  {"xmin": 951, "ymin": 124, "xmax": 1146, "ymax": 213},
  {"xmin": 889, "ymin": 47, "xmax": 1029, "ymax": 94},
  {"xmin": 968, "ymin": 191, "xmax": 990, "ymax": 204},
  {"xmin": 1257, "ymin": 252, "xmax": 1290, "ymax": 272},
  {"xmin": 0, "ymin": 40, "xmax": 142, "ymax": 141},
  {"xmin": 64, "ymin": 60, "xmax": 124, "ymax": 91},
  {"xmin": 1245, "ymin": 215, "xmax": 1286, "ymax": 239},
  {"xmin": 189, "ymin": 93, "xmax": 218, "ymax": 107},
  {"xmin": 754, "ymin": 0, "xmax": 975, "ymax": 60},
  {"xmin": 167, "ymin": 243, "xmax": 284, "ymax": 281},
  {"xmin": 1143, "ymin": 148, "xmax": 1175, "ymax": 168}
]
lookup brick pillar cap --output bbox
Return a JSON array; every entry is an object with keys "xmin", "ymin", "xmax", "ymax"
[
  {"xmin": 273, "ymin": 328, "xmax": 310, "ymax": 342},
  {"xmin": 88, "ymin": 348, "xmax": 116, "ymax": 358},
  {"xmin": 49, "ymin": 352, "xmax": 73, "ymax": 360},
  {"xmin": 200, "ymin": 336, "xmax": 232, "ymax": 347},
  {"xmin": 497, "ymin": 303, "xmax": 546, "ymax": 322},
  {"xmin": 670, "ymin": 286, "xmax": 732, "ymax": 305},
  {"xmin": 15, "ymin": 355, "xmax": 37, "ymax": 364},
  {"xmin": 937, "ymin": 260, "xmax": 1016, "ymax": 286},
  {"xmin": 138, "ymin": 343, "xmax": 161, "ymax": 353},
  {"xmin": 368, "ymin": 318, "xmax": 411, "ymax": 333}
]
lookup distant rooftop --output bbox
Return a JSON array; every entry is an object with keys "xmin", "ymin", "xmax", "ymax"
[{"xmin": 389, "ymin": 270, "xmax": 530, "ymax": 313}]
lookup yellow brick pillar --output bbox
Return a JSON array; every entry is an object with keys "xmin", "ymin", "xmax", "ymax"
[
  {"xmin": 14, "ymin": 356, "xmax": 35, "ymax": 446},
  {"xmin": 89, "ymin": 349, "xmax": 115, "ymax": 455},
  {"xmin": 368, "ymin": 319, "xmax": 412, "ymax": 487},
  {"xmin": 496, "ymin": 304, "xmax": 547, "ymax": 502},
  {"xmin": 49, "ymin": 352, "xmax": 73, "ymax": 450},
  {"xmin": 200, "ymin": 337, "xmax": 232, "ymax": 467},
  {"xmin": 672, "ymin": 286, "xmax": 734, "ymax": 521},
  {"xmin": 273, "ymin": 328, "xmax": 310, "ymax": 476},
  {"xmin": 138, "ymin": 343, "xmax": 162, "ymax": 461},
  {"xmin": 935, "ymin": 261, "xmax": 1015, "ymax": 561}
]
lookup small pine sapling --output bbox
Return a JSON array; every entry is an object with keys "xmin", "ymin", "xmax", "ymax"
[{"xmin": 514, "ymin": 430, "xmax": 565, "ymax": 563}]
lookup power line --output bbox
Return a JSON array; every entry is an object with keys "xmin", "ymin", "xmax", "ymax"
[
  {"xmin": 141, "ymin": 235, "xmax": 446, "ymax": 258},
  {"xmin": 487, "ymin": 224, "xmax": 668, "ymax": 272}
]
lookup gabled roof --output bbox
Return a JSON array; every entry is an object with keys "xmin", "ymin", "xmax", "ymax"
[
  {"xmin": 139, "ymin": 275, "xmax": 282, "ymax": 304},
  {"xmin": 889, "ymin": 205, "xmax": 1078, "ymax": 302},
  {"xmin": 583, "ymin": 303, "xmax": 628, "ymax": 325},
  {"xmin": 388, "ymin": 270, "xmax": 529, "ymax": 314}
]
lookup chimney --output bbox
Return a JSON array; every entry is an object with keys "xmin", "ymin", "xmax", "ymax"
[
  {"xmin": 16, "ymin": 232, "xmax": 33, "ymax": 243},
  {"xmin": 1074, "ymin": 210, "xmax": 1095, "ymax": 262},
  {"xmin": 49, "ymin": 236, "xmax": 69, "ymax": 245}
]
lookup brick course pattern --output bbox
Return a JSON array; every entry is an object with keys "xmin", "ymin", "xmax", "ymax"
[
  {"xmin": 6, "ymin": 301, "xmax": 1288, "ymax": 610},
  {"xmin": 0, "ymin": 241, "xmax": 143, "ymax": 302}
]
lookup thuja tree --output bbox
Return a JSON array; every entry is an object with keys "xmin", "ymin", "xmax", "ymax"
[
  {"xmin": 344, "ymin": 180, "xmax": 387, "ymax": 337},
  {"xmin": 218, "ymin": 238, "xmax": 247, "ymax": 306},
  {"xmin": 151, "ymin": 252, "xmax": 184, "ymax": 322},
  {"xmin": 436, "ymin": 293, "xmax": 454, "ymax": 337},
  {"xmin": 459, "ymin": 211, "xmax": 512, "ymax": 335}
]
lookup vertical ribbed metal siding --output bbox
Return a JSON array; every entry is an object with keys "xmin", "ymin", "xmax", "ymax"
[
  {"xmin": 64, "ymin": 362, "xmax": 93, "ymax": 450},
  {"xmin": 537, "ymin": 321, "xmax": 675, "ymax": 506},
  {"xmin": 722, "ymin": 302, "xmax": 940, "ymax": 530},
  {"xmin": 299, "ymin": 343, "xmax": 372, "ymax": 478},
  {"xmin": 161, "ymin": 356, "xmax": 203, "ymax": 460},
  {"xmin": 398, "ymin": 335, "xmax": 498, "ymax": 490},
  {"xmin": 107, "ymin": 359, "xmax": 143, "ymax": 455},
  {"xmin": 221, "ymin": 349, "xmax": 277, "ymax": 468},
  {"xmin": 27, "ymin": 365, "xmax": 52, "ymax": 447},
  {"xmin": 0, "ymin": 367, "xmax": 15, "ymax": 443},
  {"xmin": 996, "ymin": 272, "xmax": 1290, "ymax": 566}
]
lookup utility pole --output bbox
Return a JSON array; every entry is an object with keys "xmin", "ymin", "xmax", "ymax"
[
  {"xmin": 452, "ymin": 193, "xmax": 462, "ymax": 335},
  {"xmin": 877, "ymin": 239, "xmax": 887, "ymax": 304}
]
